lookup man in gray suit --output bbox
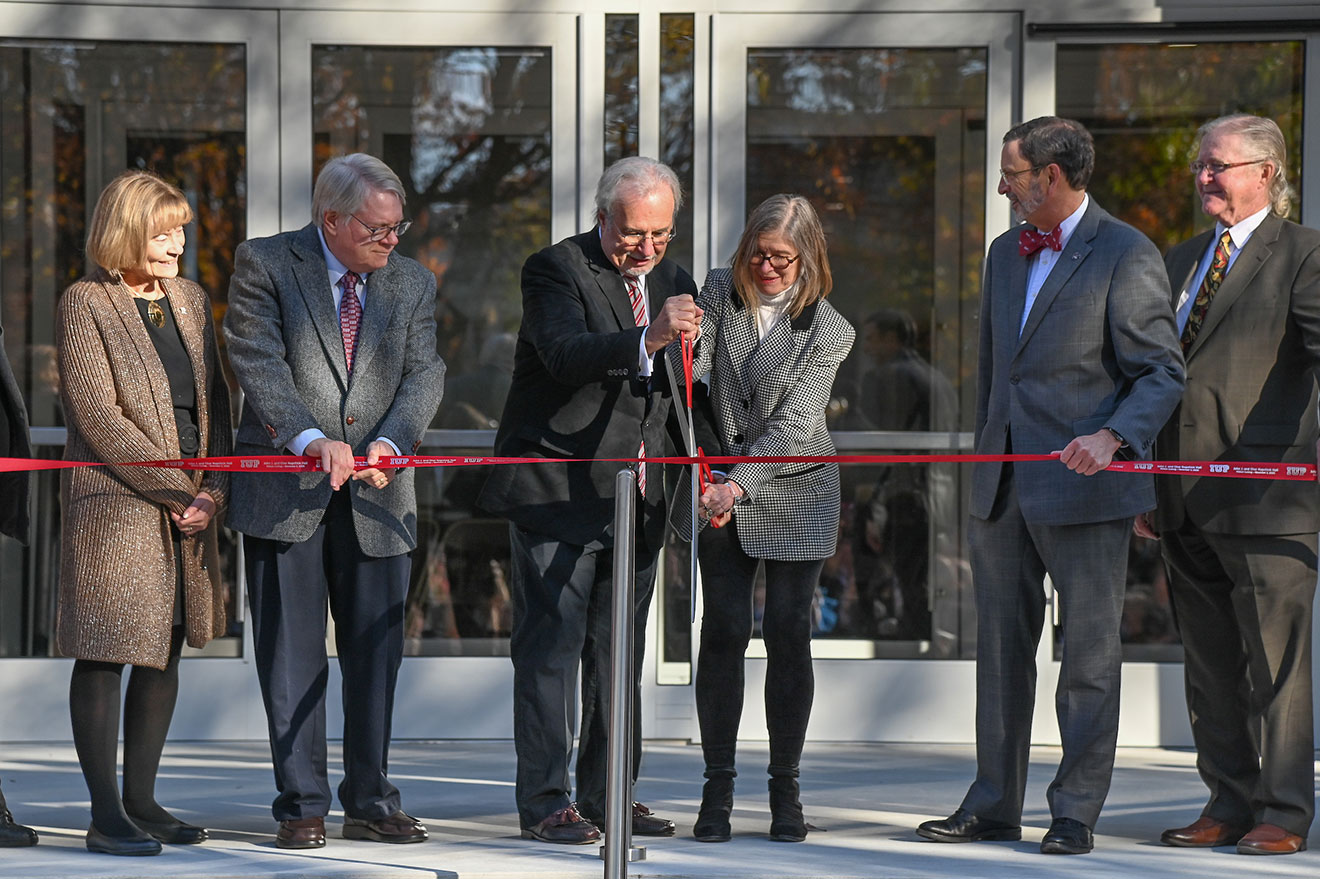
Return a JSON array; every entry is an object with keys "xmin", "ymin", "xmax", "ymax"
[
  {"xmin": 225, "ymin": 154, "xmax": 444, "ymax": 850},
  {"xmin": 917, "ymin": 117, "xmax": 1184, "ymax": 854},
  {"xmin": 1138, "ymin": 114, "xmax": 1320, "ymax": 856},
  {"xmin": 479, "ymin": 157, "xmax": 700, "ymax": 844}
]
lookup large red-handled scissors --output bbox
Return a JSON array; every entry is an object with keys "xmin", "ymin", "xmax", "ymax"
[{"xmin": 668, "ymin": 331, "xmax": 713, "ymax": 621}]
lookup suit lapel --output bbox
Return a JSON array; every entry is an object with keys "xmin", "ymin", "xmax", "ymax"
[
  {"xmin": 289, "ymin": 225, "xmax": 350, "ymax": 388},
  {"xmin": 345, "ymin": 259, "xmax": 401, "ymax": 384},
  {"xmin": 579, "ymin": 229, "xmax": 639, "ymax": 331},
  {"xmin": 102, "ymin": 275, "xmax": 179, "ymax": 453},
  {"xmin": 1187, "ymin": 214, "xmax": 1279, "ymax": 357},
  {"xmin": 1016, "ymin": 203, "xmax": 1097, "ymax": 353}
]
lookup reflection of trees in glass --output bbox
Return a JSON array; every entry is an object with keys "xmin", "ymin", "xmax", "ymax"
[
  {"xmin": 604, "ymin": 15, "xmax": 639, "ymax": 168},
  {"xmin": 1058, "ymin": 42, "xmax": 1303, "ymax": 252},
  {"xmin": 745, "ymin": 48, "xmax": 984, "ymax": 421},
  {"xmin": 661, "ymin": 14, "xmax": 695, "ymax": 273},
  {"xmin": 312, "ymin": 46, "xmax": 552, "ymax": 428}
]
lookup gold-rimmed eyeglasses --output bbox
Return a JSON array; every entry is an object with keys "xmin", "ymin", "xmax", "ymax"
[
  {"xmin": 350, "ymin": 214, "xmax": 412, "ymax": 242},
  {"xmin": 613, "ymin": 225, "xmax": 677, "ymax": 247}
]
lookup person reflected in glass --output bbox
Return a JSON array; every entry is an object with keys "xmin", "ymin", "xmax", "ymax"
[
  {"xmin": 669, "ymin": 194, "xmax": 854, "ymax": 843},
  {"xmin": 55, "ymin": 170, "xmax": 232, "ymax": 856}
]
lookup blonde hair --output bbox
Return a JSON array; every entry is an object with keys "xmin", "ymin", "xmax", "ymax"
[
  {"xmin": 730, "ymin": 194, "xmax": 832, "ymax": 318},
  {"xmin": 86, "ymin": 171, "xmax": 193, "ymax": 275}
]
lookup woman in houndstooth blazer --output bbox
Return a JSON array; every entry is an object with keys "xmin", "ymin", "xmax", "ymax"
[{"xmin": 669, "ymin": 194, "xmax": 854, "ymax": 844}]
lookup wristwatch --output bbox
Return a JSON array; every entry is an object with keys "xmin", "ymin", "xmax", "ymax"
[{"xmin": 1104, "ymin": 427, "xmax": 1128, "ymax": 449}]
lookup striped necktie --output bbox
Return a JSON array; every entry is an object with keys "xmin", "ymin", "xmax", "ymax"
[{"xmin": 624, "ymin": 275, "xmax": 647, "ymax": 498}]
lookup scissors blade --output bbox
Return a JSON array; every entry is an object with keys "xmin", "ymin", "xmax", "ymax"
[{"xmin": 664, "ymin": 352, "xmax": 701, "ymax": 623}]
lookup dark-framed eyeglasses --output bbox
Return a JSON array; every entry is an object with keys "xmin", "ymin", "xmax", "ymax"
[
  {"xmin": 1189, "ymin": 159, "xmax": 1264, "ymax": 177},
  {"xmin": 350, "ymin": 214, "xmax": 412, "ymax": 242},
  {"xmin": 750, "ymin": 252, "xmax": 800, "ymax": 271},
  {"xmin": 998, "ymin": 165, "xmax": 1043, "ymax": 183}
]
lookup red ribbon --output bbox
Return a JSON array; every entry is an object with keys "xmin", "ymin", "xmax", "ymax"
[{"xmin": 1, "ymin": 453, "xmax": 1314, "ymax": 481}]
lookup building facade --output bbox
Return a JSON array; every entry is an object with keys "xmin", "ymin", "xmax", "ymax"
[{"xmin": 1, "ymin": 0, "xmax": 1317, "ymax": 745}]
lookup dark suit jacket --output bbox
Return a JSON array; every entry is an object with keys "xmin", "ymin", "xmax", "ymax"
[
  {"xmin": 478, "ymin": 228, "xmax": 697, "ymax": 548},
  {"xmin": 224, "ymin": 224, "xmax": 446, "ymax": 556},
  {"xmin": 1152, "ymin": 213, "xmax": 1320, "ymax": 535},
  {"xmin": 0, "ymin": 317, "xmax": 31, "ymax": 544},
  {"xmin": 970, "ymin": 199, "xmax": 1185, "ymax": 525}
]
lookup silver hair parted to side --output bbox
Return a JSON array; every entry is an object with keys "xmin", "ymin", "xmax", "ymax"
[
  {"xmin": 312, "ymin": 153, "xmax": 407, "ymax": 228},
  {"xmin": 593, "ymin": 156, "xmax": 683, "ymax": 224}
]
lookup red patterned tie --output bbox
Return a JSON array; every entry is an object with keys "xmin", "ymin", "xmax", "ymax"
[
  {"xmin": 340, "ymin": 271, "xmax": 362, "ymax": 374},
  {"xmin": 1019, "ymin": 225, "xmax": 1063, "ymax": 257},
  {"xmin": 624, "ymin": 274, "xmax": 647, "ymax": 498},
  {"xmin": 1180, "ymin": 230, "xmax": 1232, "ymax": 353}
]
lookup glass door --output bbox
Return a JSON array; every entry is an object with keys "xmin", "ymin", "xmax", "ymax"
[
  {"xmin": 279, "ymin": 10, "xmax": 576, "ymax": 738},
  {"xmin": 696, "ymin": 11, "xmax": 1018, "ymax": 742}
]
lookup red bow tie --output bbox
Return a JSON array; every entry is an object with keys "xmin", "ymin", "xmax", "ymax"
[{"xmin": 1019, "ymin": 225, "xmax": 1062, "ymax": 256}]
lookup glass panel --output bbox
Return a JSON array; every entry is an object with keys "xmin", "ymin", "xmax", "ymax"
[
  {"xmin": 312, "ymin": 45, "xmax": 551, "ymax": 436},
  {"xmin": 1056, "ymin": 41, "xmax": 1303, "ymax": 657},
  {"xmin": 311, "ymin": 45, "xmax": 552, "ymax": 655},
  {"xmin": 744, "ymin": 47, "xmax": 986, "ymax": 658},
  {"xmin": 660, "ymin": 13, "xmax": 695, "ymax": 274},
  {"xmin": 604, "ymin": 15, "xmax": 639, "ymax": 168},
  {"xmin": 0, "ymin": 40, "xmax": 247, "ymax": 658}
]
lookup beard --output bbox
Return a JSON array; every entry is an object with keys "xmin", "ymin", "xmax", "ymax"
[{"xmin": 1012, "ymin": 179, "xmax": 1046, "ymax": 224}]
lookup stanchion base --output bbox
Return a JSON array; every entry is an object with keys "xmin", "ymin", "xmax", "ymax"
[{"xmin": 598, "ymin": 844, "xmax": 647, "ymax": 861}]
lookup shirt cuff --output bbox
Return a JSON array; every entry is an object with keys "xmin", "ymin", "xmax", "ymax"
[
  {"xmin": 637, "ymin": 329, "xmax": 653, "ymax": 378},
  {"xmin": 288, "ymin": 428, "xmax": 327, "ymax": 457},
  {"xmin": 375, "ymin": 437, "xmax": 402, "ymax": 456}
]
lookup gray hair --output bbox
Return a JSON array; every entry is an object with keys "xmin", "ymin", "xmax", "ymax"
[
  {"xmin": 593, "ymin": 156, "xmax": 683, "ymax": 224},
  {"xmin": 312, "ymin": 153, "xmax": 406, "ymax": 228},
  {"xmin": 1198, "ymin": 114, "xmax": 1292, "ymax": 217}
]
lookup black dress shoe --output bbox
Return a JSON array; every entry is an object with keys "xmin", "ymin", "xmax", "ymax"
[
  {"xmin": 343, "ymin": 809, "xmax": 428, "ymax": 844},
  {"xmin": 0, "ymin": 809, "xmax": 37, "ymax": 847},
  {"xmin": 916, "ymin": 808, "xmax": 1022, "ymax": 843},
  {"xmin": 126, "ymin": 814, "xmax": 208, "ymax": 845},
  {"xmin": 1040, "ymin": 816, "xmax": 1093, "ymax": 854},
  {"xmin": 629, "ymin": 802, "xmax": 676, "ymax": 837},
  {"xmin": 86, "ymin": 823, "xmax": 162, "ymax": 856}
]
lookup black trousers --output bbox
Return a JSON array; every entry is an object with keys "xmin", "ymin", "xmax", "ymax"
[
  {"xmin": 507, "ymin": 523, "xmax": 658, "ymax": 828},
  {"xmin": 695, "ymin": 517, "xmax": 823, "ymax": 779},
  {"xmin": 1162, "ymin": 523, "xmax": 1317, "ymax": 837},
  {"xmin": 244, "ymin": 490, "xmax": 411, "ymax": 821}
]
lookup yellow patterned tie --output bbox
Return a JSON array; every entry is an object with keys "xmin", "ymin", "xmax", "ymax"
[{"xmin": 1180, "ymin": 230, "xmax": 1232, "ymax": 353}]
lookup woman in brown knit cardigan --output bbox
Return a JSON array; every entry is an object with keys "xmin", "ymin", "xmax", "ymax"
[{"xmin": 56, "ymin": 170, "xmax": 231, "ymax": 856}]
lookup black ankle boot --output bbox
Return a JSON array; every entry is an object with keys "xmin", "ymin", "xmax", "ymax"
[
  {"xmin": 768, "ymin": 776, "xmax": 807, "ymax": 842},
  {"xmin": 692, "ymin": 776, "xmax": 734, "ymax": 842}
]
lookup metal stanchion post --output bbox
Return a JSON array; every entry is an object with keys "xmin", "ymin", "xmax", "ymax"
[{"xmin": 601, "ymin": 468, "xmax": 646, "ymax": 875}]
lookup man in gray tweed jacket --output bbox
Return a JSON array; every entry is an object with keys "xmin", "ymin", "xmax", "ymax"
[{"xmin": 225, "ymin": 154, "xmax": 444, "ymax": 850}]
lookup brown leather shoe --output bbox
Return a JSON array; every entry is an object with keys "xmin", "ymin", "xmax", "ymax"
[
  {"xmin": 1160, "ymin": 816, "xmax": 1251, "ymax": 847},
  {"xmin": 630, "ymin": 802, "xmax": 676, "ymax": 837},
  {"xmin": 1236, "ymin": 822, "xmax": 1307, "ymax": 855},
  {"xmin": 521, "ymin": 804, "xmax": 600, "ymax": 845},
  {"xmin": 342, "ymin": 810, "xmax": 428, "ymax": 844},
  {"xmin": 276, "ymin": 816, "xmax": 326, "ymax": 849}
]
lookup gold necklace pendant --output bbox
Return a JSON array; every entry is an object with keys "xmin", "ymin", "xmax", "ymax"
[{"xmin": 146, "ymin": 299, "xmax": 166, "ymax": 329}]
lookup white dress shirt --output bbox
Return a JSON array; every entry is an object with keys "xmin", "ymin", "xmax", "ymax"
[{"xmin": 1174, "ymin": 204, "xmax": 1270, "ymax": 334}]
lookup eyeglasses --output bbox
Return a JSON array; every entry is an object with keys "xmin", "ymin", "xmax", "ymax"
[
  {"xmin": 350, "ymin": 214, "xmax": 412, "ymax": 242},
  {"xmin": 1189, "ymin": 159, "xmax": 1264, "ymax": 177},
  {"xmin": 612, "ymin": 224, "xmax": 677, "ymax": 247},
  {"xmin": 750, "ymin": 252, "xmax": 800, "ymax": 271},
  {"xmin": 998, "ymin": 165, "xmax": 1043, "ymax": 183}
]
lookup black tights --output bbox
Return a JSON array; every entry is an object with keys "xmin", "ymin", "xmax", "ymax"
[
  {"xmin": 69, "ymin": 625, "xmax": 185, "ymax": 836},
  {"xmin": 695, "ymin": 519, "xmax": 823, "ymax": 781}
]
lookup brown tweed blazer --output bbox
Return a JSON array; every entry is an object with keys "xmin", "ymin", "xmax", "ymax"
[{"xmin": 56, "ymin": 271, "xmax": 232, "ymax": 668}]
